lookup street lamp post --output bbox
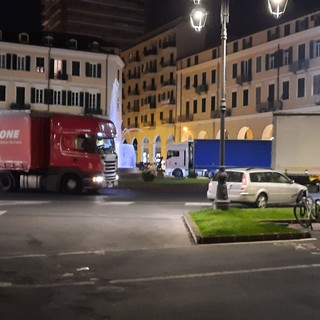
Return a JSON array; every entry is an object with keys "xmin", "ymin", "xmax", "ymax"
[{"xmin": 190, "ymin": 0, "xmax": 288, "ymax": 210}]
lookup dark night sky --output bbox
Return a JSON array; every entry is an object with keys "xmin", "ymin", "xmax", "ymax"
[{"xmin": 0, "ymin": 0, "xmax": 320, "ymax": 45}]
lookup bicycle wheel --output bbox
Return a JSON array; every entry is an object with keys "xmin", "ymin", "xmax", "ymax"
[{"xmin": 294, "ymin": 202, "xmax": 312, "ymax": 228}]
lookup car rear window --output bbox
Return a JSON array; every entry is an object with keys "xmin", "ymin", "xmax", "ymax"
[{"xmin": 226, "ymin": 171, "xmax": 243, "ymax": 182}]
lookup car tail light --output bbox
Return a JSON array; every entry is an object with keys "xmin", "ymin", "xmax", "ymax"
[{"xmin": 241, "ymin": 172, "xmax": 247, "ymax": 190}]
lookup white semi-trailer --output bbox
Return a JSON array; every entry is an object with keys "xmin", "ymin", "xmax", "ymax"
[{"xmin": 272, "ymin": 111, "xmax": 320, "ymax": 188}]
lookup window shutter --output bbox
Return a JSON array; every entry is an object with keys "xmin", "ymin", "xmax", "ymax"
[
  {"xmin": 97, "ymin": 93, "xmax": 101, "ymax": 111},
  {"xmin": 67, "ymin": 91, "xmax": 72, "ymax": 106},
  {"xmin": 62, "ymin": 90, "xmax": 66, "ymax": 105},
  {"xmin": 289, "ymin": 47, "xmax": 293, "ymax": 64},
  {"xmin": 26, "ymin": 56, "xmax": 31, "ymax": 71},
  {"xmin": 6, "ymin": 53, "xmax": 11, "ymax": 69},
  {"xmin": 62, "ymin": 60, "xmax": 67, "ymax": 74},
  {"xmin": 85, "ymin": 63, "xmax": 90, "ymax": 77},
  {"xmin": 12, "ymin": 54, "xmax": 17, "ymax": 70},
  {"xmin": 85, "ymin": 92, "xmax": 89, "ymax": 108},
  {"xmin": 31, "ymin": 88, "xmax": 35, "ymax": 103},
  {"xmin": 80, "ymin": 92, "xmax": 84, "ymax": 106},
  {"xmin": 44, "ymin": 89, "xmax": 53, "ymax": 104},
  {"xmin": 310, "ymin": 41, "xmax": 314, "ymax": 59},
  {"xmin": 265, "ymin": 54, "xmax": 270, "ymax": 71},
  {"xmin": 49, "ymin": 59, "xmax": 54, "ymax": 79}
]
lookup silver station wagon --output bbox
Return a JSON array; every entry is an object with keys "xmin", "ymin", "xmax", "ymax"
[{"xmin": 207, "ymin": 168, "xmax": 308, "ymax": 208}]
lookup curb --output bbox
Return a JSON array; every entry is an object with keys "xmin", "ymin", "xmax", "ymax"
[{"xmin": 183, "ymin": 213, "xmax": 312, "ymax": 245}]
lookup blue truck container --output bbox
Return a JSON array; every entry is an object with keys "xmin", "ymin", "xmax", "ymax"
[{"xmin": 193, "ymin": 139, "xmax": 272, "ymax": 177}]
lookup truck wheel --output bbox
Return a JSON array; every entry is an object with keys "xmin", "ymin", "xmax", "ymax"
[
  {"xmin": 173, "ymin": 169, "xmax": 183, "ymax": 178},
  {"xmin": 61, "ymin": 174, "xmax": 82, "ymax": 194},
  {"xmin": 0, "ymin": 172, "xmax": 14, "ymax": 192},
  {"xmin": 255, "ymin": 193, "xmax": 268, "ymax": 208}
]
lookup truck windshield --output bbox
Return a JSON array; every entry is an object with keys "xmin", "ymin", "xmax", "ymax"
[
  {"xmin": 166, "ymin": 150, "xmax": 179, "ymax": 159},
  {"xmin": 76, "ymin": 135, "xmax": 115, "ymax": 154},
  {"xmin": 96, "ymin": 137, "xmax": 115, "ymax": 154}
]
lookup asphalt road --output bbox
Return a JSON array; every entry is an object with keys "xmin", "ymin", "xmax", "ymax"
[{"xmin": 1, "ymin": 185, "xmax": 320, "ymax": 319}]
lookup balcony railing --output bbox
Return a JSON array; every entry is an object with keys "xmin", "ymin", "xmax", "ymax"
[
  {"xmin": 162, "ymin": 80, "xmax": 176, "ymax": 87},
  {"xmin": 195, "ymin": 84, "xmax": 208, "ymax": 94},
  {"xmin": 289, "ymin": 59, "xmax": 309, "ymax": 73},
  {"xmin": 160, "ymin": 60, "xmax": 176, "ymax": 68},
  {"xmin": 236, "ymin": 74, "xmax": 252, "ymax": 85},
  {"xmin": 127, "ymin": 90, "xmax": 140, "ymax": 96},
  {"xmin": 162, "ymin": 40, "xmax": 176, "ymax": 49},
  {"xmin": 161, "ymin": 118, "xmax": 175, "ymax": 125},
  {"xmin": 128, "ymin": 55, "xmax": 141, "ymax": 63},
  {"xmin": 143, "ymin": 85, "xmax": 157, "ymax": 92},
  {"xmin": 160, "ymin": 98, "xmax": 176, "ymax": 105},
  {"xmin": 256, "ymin": 100, "xmax": 283, "ymax": 113},
  {"xmin": 84, "ymin": 107, "xmax": 102, "ymax": 115},
  {"xmin": 143, "ymin": 47, "xmax": 157, "ymax": 56},
  {"xmin": 211, "ymin": 108, "xmax": 232, "ymax": 119},
  {"xmin": 177, "ymin": 114, "xmax": 194, "ymax": 122}
]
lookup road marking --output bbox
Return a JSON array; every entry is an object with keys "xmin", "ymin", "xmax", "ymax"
[
  {"xmin": 0, "ymin": 281, "xmax": 95, "ymax": 289},
  {"xmin": 185, "ymin": 202, "xmax": 212, "ymax": 206},
  {"xmin": 109, "ymin": 263, "xmax": 320, "ymax": 284},
  {"xmin": 0, "ymin": 201, "xmax": 50, "ymax": 206},
  {"xmin": 98, "ymin": 201, "xmax": 134, "ymax": 205},
  {"xmin": 0, "ymin": 211, "xmax": 6, "ymax": 216}
]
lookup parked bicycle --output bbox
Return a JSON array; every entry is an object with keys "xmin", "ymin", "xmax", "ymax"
[{"xmin": 293, "ymin": 190, "xmax": 320, "ymax": 229}]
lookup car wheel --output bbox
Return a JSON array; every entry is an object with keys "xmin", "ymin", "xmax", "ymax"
[
  {"xmin": 0, "ymin": 172, "xmax": 14, "ymax": 192},
  {"xmin": 173, "ymin": 169, "xmax": 183, "ymax": 178},
  {"xmin": 255, "ymin": 193, "xmax": 267, "ymax": 208},
  {"xmin": 61, "ymin": 174, "xmax": 82, "ymax": 194}
]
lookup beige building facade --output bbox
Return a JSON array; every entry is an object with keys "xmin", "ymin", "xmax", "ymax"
[
  {"xmin": 0, "ymin": 31, "xmax": 124, "ymax": 118},
  {"xmin": 122, "ymin": 11, "xmax": 320, "ymax": 164}
]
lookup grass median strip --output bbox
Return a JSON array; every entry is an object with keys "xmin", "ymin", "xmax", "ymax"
[{"xmin": 189, "ymin": 208, "xmax": 299, "ymax": 237}]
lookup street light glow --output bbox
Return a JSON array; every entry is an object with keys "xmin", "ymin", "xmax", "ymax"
[
  {"xmin": 268, "ymin": 0, "xmax": 288, "ymax": 19},
  {"xmin": 190, "ymin": 7, "xmax": 208, "ymax": 32}
]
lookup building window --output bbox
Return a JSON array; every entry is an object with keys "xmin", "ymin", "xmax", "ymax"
[
  {"xmin": 36, "ymin": 57, "xmax": 45, "ymax": 73},
  {"xmin": 53, "ymin": 90, "xmax": 62, "ymax": 105},
  {"xmin": 212, "ymin": 49, "xmax": 217, "ymax": 59},
  {"xmin": 17, "ymin": 56, "xmax": 26, "ymax": 71},
  {"xmin": 72, "ymin": 61, "xmax": 80, "ymax": 76},
  {"xmin": 186, "ymin": 101, "xmax": 190, "ymax": 115},
  {"xmin": 202, "ymin": 98, "xmax": 206, "ymax": 112},
  {"xmin": 313, "ymin": 75, "xmax": 320, "ymax": 95},
  {"xmin": 282, "ymin": 81, "xmax": 289, "ymax": 100},
  {"xmin": 0, "ymin": 85, "xmax": 5, "ymax": 101},
  {"xmin": 232, "ymin": 91, "xmax": 237, "ymax": 108},
  {"xmin": 193, "ymin": 74, "xmax": 198, "ymax": 87},
  {"xmin": 187, "ymin": 58, "xmax": 191, "ymax": 67},
  {"xmin": 85, "ymin": 62, "xmax": 101, "ymax": 78},
  {"xmin": 255, "ymin": 87, "xmax": 261, "ymax": 105},
  {"xmin": 232, "ymin": 63, "xmax": 237, "ymax": 78},
  {"xmin": 233, "ymin": 41, "xmax": 238, "ymax": 53},
  {"xmin": 211, "ymin": 69, "xmax": 216, "ymax": 84},
  {"xmin": 243, "ymin": 89, "xmax": 249, "ymax": 106},
  {"xmin": 266, "ymin": 54, "xmax": 275, "ymax": 70},
  {"xmin": 211, "ymin": 96, "xmax": 216, "ymax": 111},
  {"xmin": 185, "ymin": 76, "xmax": 190, "ymax": 89},
  {"xmin": 314, "ymin": 40, "xmax": 320, "ymax": 58},
  {"xmin": 284, "ymin": 24, "xmax": 290, "ymax": 36},
  {"xmin": 297, "ymin": 78, "xmax": 305, "ymax": 98},
  {"xmin": 256, "ymin": 56, "xmax": 262, "ymax": 73},
  {"xmin": 35, "ymin": 89, "xmax": 44, "ymax": 103},
  {"xmin": 193, "ymin": 100, "xmax": 198, "ymax": 113},
  {"xmin": 194, "ymin": 55, "xmax": 199, "ymax": 65}
]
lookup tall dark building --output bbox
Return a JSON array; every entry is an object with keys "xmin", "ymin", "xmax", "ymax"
[{"xmin": 42, "ymin": 0, "xmax": 146, "ymax": 49}]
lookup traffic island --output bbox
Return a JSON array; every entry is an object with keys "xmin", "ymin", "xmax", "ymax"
[{"xmin": 183, "ymin": 210, "xmax": 312, "ymax": 245}]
